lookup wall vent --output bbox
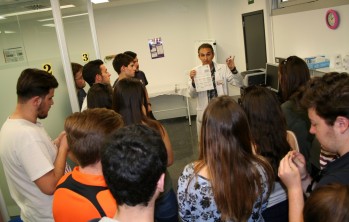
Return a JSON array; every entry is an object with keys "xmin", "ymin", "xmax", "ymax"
[{"xmin": 23, "ymin": 4, "xmax": 49, "ymax": 10}]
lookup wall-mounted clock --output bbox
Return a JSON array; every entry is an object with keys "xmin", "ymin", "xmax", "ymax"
[{"xmin": 326, "ymin": 9, "xmax": 339, "ymax": 30}]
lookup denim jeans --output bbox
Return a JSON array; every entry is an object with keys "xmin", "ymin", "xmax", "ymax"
[{"xmin": 155, "ymin": 188, "xmax": 178, "ymax": 222}]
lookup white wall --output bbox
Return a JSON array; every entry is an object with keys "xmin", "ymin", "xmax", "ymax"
[
  {"xmin": 206, "ymin": 0, "xmax": 273, "ymax": 70},
  {"xmin": 94, "ymin": 0, "xmax": 210, "ymax": 88},
  {"xmin": 272, "ymin": 4, "xmax": 349, "ymax": 62},
  {"xmin": 92, "ymin": 0, "xmax": 273, "ymax": 116},
  {"xmin": 204, "ymin": 0, "xmax": 273, "ymax": 95},
  {"xmin": 95, "ymin": 0, "xmax": 272, "ymax": 80},
  {"xmin": 91, "ymin": 0, "xmax": 349, "ymax": 118},
  {"xmin": 205, "ymin": 0, "xmax": 349, "ymax": 70},
  {"xmin": 93, "ymin": 0, "xmax": 213, "ymax": 117}
]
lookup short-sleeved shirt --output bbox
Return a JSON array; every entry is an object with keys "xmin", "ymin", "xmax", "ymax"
[
  {"xmin": 98, "ymin": 217, "xmax": 119, "ymax": 222},
  {"xmin": 0, "ymin": 118, "xmax": 57, "ymax": 222},
  {"xmin": 177, "ymin": 162, "xmax": 269, "ymax": 222}
]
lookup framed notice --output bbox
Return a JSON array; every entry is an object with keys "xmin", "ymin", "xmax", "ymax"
[
  {"xmin": 148, "ymin": 37, "xmax": 164, "ymax": 59},
  {"xmin": 3, "ymin": 47, "xmax": 25, "ymax": 63}
]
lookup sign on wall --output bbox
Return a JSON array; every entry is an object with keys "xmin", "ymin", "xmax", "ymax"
[
  {"xmin": 3, "ymin": 47, "xmax": 25, "ymax": 63},
  {"xmin": 148, "ymin": 37, "xmax": 164, "ymax": 59},
  {"xmin": 42, "ymin": 63, "xmax": 53, "ymax": 74},
  {"xmin": 82, "ymin": 53, "xmax": 89, "ymax": 62}
]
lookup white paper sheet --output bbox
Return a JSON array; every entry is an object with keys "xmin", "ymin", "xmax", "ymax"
[{"xmin": 194, "ymin": 64, "xmax": 214, "ymax": 92}]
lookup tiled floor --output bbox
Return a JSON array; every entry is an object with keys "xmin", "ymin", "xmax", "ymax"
[{"xmin": 159, "ymin": 116, "xmax": 199, "ymax": 192}]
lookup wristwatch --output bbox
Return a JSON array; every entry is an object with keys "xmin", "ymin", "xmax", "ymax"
[{"xmin": 231, "ymin": 67, "xmax": 238, "ymax": 74}]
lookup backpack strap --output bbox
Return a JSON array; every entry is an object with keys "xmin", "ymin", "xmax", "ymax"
[{"xmin": 56, "ymin": 174, "xmax": 108, "ymax": 217}]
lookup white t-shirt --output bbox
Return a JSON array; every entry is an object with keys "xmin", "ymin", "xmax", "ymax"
[
  {"xmin": 99, "ymin": 217, "xmax": 119, "ymax": 222},
  {"xmin": 81, "ymin": 96, "xmax": 88, "ymax": 112},
  {"xmin": 0, "ymin": 118, "xmax": 57, "ymax": 222}
]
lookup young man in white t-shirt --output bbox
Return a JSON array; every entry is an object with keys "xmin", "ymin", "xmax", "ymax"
[{"xmin": 0, "ymin": 68, "xmax": 69, "ymax": 222}]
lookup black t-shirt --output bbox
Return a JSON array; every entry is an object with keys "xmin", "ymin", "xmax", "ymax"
[{"xmin": 135, "ymin": 70, "xmax": 148, "ymax": 86}]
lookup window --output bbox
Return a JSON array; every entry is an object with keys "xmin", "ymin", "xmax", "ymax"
[
  {"xmin": 272, "ymin": 0, "xmax": 348, "ymax": 15},
  {"xmin": 278, "ymin": 0, "xmax": 318, "ymax": 8}
]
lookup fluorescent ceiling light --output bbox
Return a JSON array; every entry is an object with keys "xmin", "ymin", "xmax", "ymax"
[
  {"xmin": 38, "ymin": 13, "xmax": 88, "ymax": 22},
  {"xmin": 42, "ymin": 24, "xmax": 55, "ymax": 27},
  {"xmin": 0, "ymin": 4, "xmax": 75, "ymax": 18},
  {"xmin": 91, "ymin": 0, "xmax": 109, "ymax": 4},
  {"xmin": 0, "ymin": 30, "xmax": 16, "ymax": 34}
]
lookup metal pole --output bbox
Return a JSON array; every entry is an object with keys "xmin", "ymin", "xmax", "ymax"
[
  {"xmin": 50, "ymin": 0, "xmax": 80, "ymax": 113},
  {"xmin": 87, "ymin": 0, "xmax": 101, "ymax": 59}
]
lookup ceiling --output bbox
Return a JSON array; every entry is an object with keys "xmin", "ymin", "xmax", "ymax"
[
  {"xmin": 0, "ymin": 0, "xmax": 82, "ymax": 13},
  {"xmin": 0, "ymin": 0, "xmax": 82, "ymax": 21},
  {"xmin": 0, "ymin": 0, "xmax": 162, "ymax": 16}
]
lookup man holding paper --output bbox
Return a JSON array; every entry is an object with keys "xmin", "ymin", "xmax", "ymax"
[{"xmin": 188, "ymin": 43, "xmax": 243, "ymax": 135}]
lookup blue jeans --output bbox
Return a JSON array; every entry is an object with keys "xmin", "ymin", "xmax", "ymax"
[
  {"xmin": 155, "ymin": 188, "xmax": 178, "ymax": 222},
  {"xmin": 262, "ymin": 199, "xmax": 289, "ymax": 222}
]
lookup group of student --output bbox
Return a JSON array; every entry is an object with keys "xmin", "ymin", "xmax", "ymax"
[
  {"xmin": 0, "ymin": 50, "xmax": 175, "ymax": 222},
  {"xmin": 73, "ymin": 52, "xmax": 177, "ymax": 221},
  {"xmin": 183, "ymin": 43, "xmax": 349, "ymax": 222},
  {"xmin": 0, "ymin": 43, "xmax": 349, "ymax": 222}
]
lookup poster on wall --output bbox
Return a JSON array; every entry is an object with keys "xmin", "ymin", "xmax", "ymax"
[
  {"xmin": 3, "ymin": 47, "xmax": 25, "ymax": 63},
  {"xmin": 148, "ymin": 37, "xmax": 164, "ymax": 59}
]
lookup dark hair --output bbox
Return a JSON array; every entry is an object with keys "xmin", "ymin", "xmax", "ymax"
[
  {"xmin": 16, "ymin": 68, "xmax": 58, "ymax": 102},
  {"xmin": 112, "ymin": 78, "xmax": 164, "ymax": 134},
  {"xmin": 112, "ymin": 53, "xmax": 133, "ymax": 74},
  {"xmin": 196, "ymin": 95, "xmax": 273, "ymax": 221},
  {"xmin": 278, "ymin": 56, "xmax": 310, "ymax": 103},
  {"xmin": 64, "ymin": 108, "xmax": 124, "ymax": 168},
  {"xmin": 101, "ymin": 124, "xmax": 167, "ymax": 206},
  {"xmin": 71, "ymin": 62, "xmax": 83, "ymax": 78},
  {"xmin": 124, "ymin": 51, "xmax": 137, "ymax": 59},
  {"xmin": 241, "ymin": 86, "xmax": 290, "ymax": 179},
  {"xmin": 87, "ymin": 83, "xmax": 113, "ymax": 109},
  {"xmin": 304, "ymin": 184, "xmax": 349, "ymax": 222},
  {"xmin": 197, "ymin": 43, "xmax": 214, "ymax": 54},
  {"xmin": 82, "ymin": 59, "xmax": 104, "ymax": 87},
  {"xmin": 301, "ymin": 72, "xmax": 349, "ymax": 125}
]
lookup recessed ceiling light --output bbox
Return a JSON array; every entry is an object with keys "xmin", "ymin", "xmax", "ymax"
[{"xmin": 91, "ymin": 0, "xmax": 109, "ymax": 4}]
